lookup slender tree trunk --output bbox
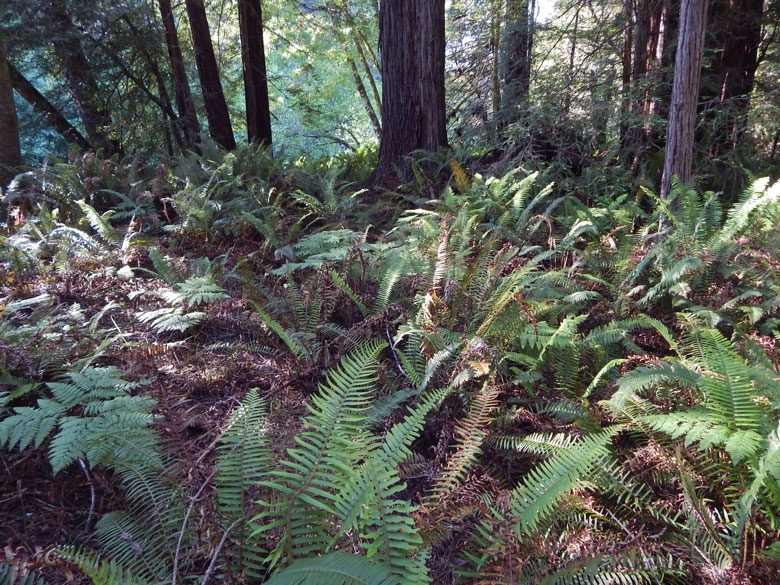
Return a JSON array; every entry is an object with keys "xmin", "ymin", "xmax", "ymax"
[
  {"xmin": 184, "ymin": 0, "xmax": 236, "ymax": 150},
  {"xmin": 0, "ymin": 29, "xmax": 21, "ymax": 187},
  {"xmin": 375, "ymin": 0, "xmax": 447, "ymax": 180},
  {"xmin": 43, "ymin": 0, "xmax": 116, "ymax": 152},
  {"xmin": 620, "ymin": 0, "xmax": 634, "ymax": 163},
  {"xmin": 238, "ymin": 0, "xmax": 272, "ymax": 146},
  {"xmin": 501, "ymin": 0, "xmax": 533, "ymax": 127},
  {"xmin": 158, "ymin": 0, "xmax": 201, "ymax": 148},
  {"xmin": 699, "ymin": 0, "xmax": 763, "ymax": 155},
  {"xmin": 661, "ymin": 0, "xmax": 708, "ymax": 200},
  {"xmin": 651, "ymin": 0, "xmax": 678, "ymax": 150},
  {"xmin": 352, "ymin": 36, "xmax": 382, "ymax": 114},
  {"xmin": 565, "ymin": 7, "xmax": 579, "ymax": 114},
  {"xmin": 8, "ymin": 64, "xmax": 91, "ymax": 150},
  {"xmin": 490, "ymin": 0, "xmax": 502, "ymax": 136},
  {"xmin": 349, "ymin": 57, "xmax": 381, "ymax": 137}
]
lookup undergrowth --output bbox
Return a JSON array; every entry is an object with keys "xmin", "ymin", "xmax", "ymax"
[{"xmin": 1, "ymin": 147, "xmax": 779, "ymax": 584}]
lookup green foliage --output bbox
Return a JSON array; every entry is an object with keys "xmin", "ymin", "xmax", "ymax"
[
  {"xmin": 262, "ymin": 552, "xmax": 398, "ymax": 585},
  {"xmin": 0, "ymin": 366, "xmax": 155, "ymax": 474},
  {"xmin": 215, "ymin": 389, "xmax": 271, "ymax": 581},
  {"xmin": 56, "ymin": 547, "xmax": 150, "ymax": 585}
]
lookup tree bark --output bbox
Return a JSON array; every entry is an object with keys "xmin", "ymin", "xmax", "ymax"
[
  {"xmin": 0, "ymin": 29, "xmax": 21, "ymax": 187},
  {"xmin": 184, "ymin": 0, "xmax": 236, "ymax": 150},
  {"xmin": 8, "ymin": 63, "xmax": 91, "ymax": 150},
  {"xmin": 661, "ymin": 0, "xmax": 708, "ymax": 200},
  {"xmin": 500, "ymin": 0, "xmax": 533, "ymax": 128},
  {"xmin": 158, "ymin": 0, "xmax": 201, "ymax": 148},
  {"xmin": 238, "ymin": 0, "xmax": 272, "ymax": 146},
  {"xmin": 375, "ymin": 0, "xmax": 447, "ymax": 180},
  {"xmin": 43, "ymin": 0, "xmax": 116, "ymax": 152}
]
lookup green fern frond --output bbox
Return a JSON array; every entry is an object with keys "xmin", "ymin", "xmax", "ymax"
[
  {"xmin": 263, "ymin": 552, "xmax": 398, "ymax": 585},
  {"xmin": 512, "ymin": 428, "xmax": 620, "ymax": 532},
  {"xmin": 136, "ymin": 307, "xmax": 205, "ymax": 333},
  {"xmin": 254, "ymin": 340, "xmax": 386, "ymax": 565},
  {"xmin": 216, "ymin": 389, "xmax": 271, "ymax": 580},
  {"xmin": 0, "ymin": 564, "xmax": 48, "ymax": 585},
  {"xmin": 76, "ymin": 200, "xmax": 117, "ymax": 244},
  {"xmin": 249, "ymin": 300, "xmax": 310, "ymax": 361},
  {"xmin": 56, "ymin": 546, "xmax": 150, "ymax": 585},
  {"xmin": 330, "ymin": 269, "xmax": 370, "ymax": 318},
  {"xmin": 160, "ymin": 275, "xmax": 229, "ymax": 307}
]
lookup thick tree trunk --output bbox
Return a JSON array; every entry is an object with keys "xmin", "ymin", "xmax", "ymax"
[
  {"xmin": 184, "ymin": 0, "xmax": 236, "ymax": 150},
  {"xmin": 159, "ymin": 0, "xmax": 201, "ymax": 148},
  {"xmin": 500, "ymin": 0, "xmax": 533, "ymax": 127},
  {"xmin": 661, "ymin": 0, "xmax": 708, "ymax": 200},
  {"xmin": 43, "ymin": 0, "xmax": 116, "ymax": 152},
  {"xmin": 375, "ymin": 0, "xmax": 447, "ymax": 180},
  {"xmin": 0, "ymin": 29, "xmax": 21, "ymax": 187},
  {"xmin": 238, "ymin": 0, "xmax": 272, "ymax": 146},
  {"xmin": 8, "ymin": 64, "xmax": 91, "ymax": 150}
]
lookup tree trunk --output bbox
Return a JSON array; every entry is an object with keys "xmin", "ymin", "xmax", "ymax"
[
  {"xmin": 158, "ymin": 0, "xmax": 201, "ymax": 148},
  {"xmin": 8, "ymin": 63, "xmax": 91, "ymax": 150},
  {"xmin": 349, "ymin": 57, "xmax": 381, "ymax": 137},
  {"xmin": 699, "ymin": 0, "xmax": 763, "ymax": 155},
  {"xmin": 661, "ymin": 0, "xmax": 708, "ymax": 200},
  {"xmin": 375, "ymin": 0, "xmax": 447, "ymax": 180},
  {"xmin": 490, "ymin": 0, "xmax": 502, "ymax": 133},
  {"xmin": 619, "ymin": 0, "xmax": 634, "ymax": 163},
  {"xmin": 238, "ymin": 0, "xmax": 272, "ymax": 146},
  {"xmin": 43, "ymin": 0, "xmax": 116, "ymax": 152},
  {"xmin": 184, "ymin": 0, "xmax": 236, "ymax": 150},
  {"xmin": 500, "ymin": 0, "xmax": 533, "ymax": 128},
  {"xmin": 0, "ymin": 29, "xmax": 21, "ymax": 187}
]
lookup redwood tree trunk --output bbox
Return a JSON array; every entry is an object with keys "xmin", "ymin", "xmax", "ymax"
[
  {"xmin": 375, "ymin": 0, "xmax": 447, "ymax": 180},
  {"xmin": 500, "ymin": 0, "xmax": 534, "ymax": 128},
  {"xmin": 661, "ymin": 0, "xmax": 708, "ymax": 200},
  {"xmin": 43, "ymin": 0, "xmax": 116, "ymax": 152},
  {"xmin": 158, "ymin": 0, "xmax": 201, "ymax": 148},
  {"xmin": 238, "ymin": 0, "xmax": 272, "ymax": 146},
  {"xmin": 8, "ymin": 63, "xmax": 91, "ymax": 150},
  {"xmin": 0, "ymin": 29, "xmax": 21, "ymax": 186},
  {"xmin": 184, "ymin": 0, "xmax": 236, "ymax": 150}
]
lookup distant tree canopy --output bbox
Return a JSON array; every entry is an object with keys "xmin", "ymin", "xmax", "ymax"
[{"xmin": 0, "ymin": 0, "xmax": 777, "ymax": 195}]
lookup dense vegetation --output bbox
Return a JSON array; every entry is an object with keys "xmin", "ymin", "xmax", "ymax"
[{"xmin": 1, "ymin": 1, "xmax": 780, "ymax": 584}]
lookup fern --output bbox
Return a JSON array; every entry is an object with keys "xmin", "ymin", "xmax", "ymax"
[
  {"xmin": 56, "ymin": 547, "xmax": 150, "ymax": 585},
  {"xmin": 512, "ymin": 428, "xmax": 621, "ymax": 532},
  {"xmin": 263, "ymin": 552, "xmax": 398, "ymax": 585},
  {"xmin": 254, "ymin": 340, "xmax": 386, "ymax": 565},
  {"xmin": 160, "ymin": 275, "xmax": 229, "ymax": 307},
  {"xmin": 215, "ymin": 389, "xmax": 272, "ymax": 581},
  {"xmin": 0, "ymin": 366, "xmax": 156, "ymax": 474},
  {"xmin": 429, "ymin": 382, "xmax": 500, "ymax": 498},
  {"xmin": 136, "ymin": 307, "xmax": 206, "ymax": 333}
]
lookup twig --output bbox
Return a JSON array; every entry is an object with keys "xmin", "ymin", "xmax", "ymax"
[
  {"xmin": 200, "ymin": 518, "xmax": 242, "ymax": 585},
  {"xmin": 172, "ymin": 439, "xmax": 244, "ymax": 585},
  {"xmin": 171, "ymin": 465, "xmax": 220, "ymax": 585},
  {"xmin": 78, "ymin": 459, "xmax": 96, "ymax": 536},
  {"xmin": 386, "ymin": 328, "xmax": 407, "ymax": 378}
]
